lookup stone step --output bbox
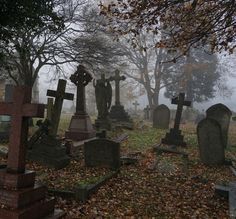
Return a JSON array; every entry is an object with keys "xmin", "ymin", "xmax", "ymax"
[
  {"xmin": 0, "ymin": 183, "xmax": 47, "ymax": 209},
  {"xmin": 0, "ymin": 197, "xmax": 56, "ymax": 219}
]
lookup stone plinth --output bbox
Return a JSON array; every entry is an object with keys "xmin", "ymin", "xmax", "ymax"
[
  {"xmin": 109, "ymin": 105, "xmax": 132, "ymax": 123},
  {"xmin": 161, "ymin": 128, "xmax": 186, "ymax": 147},
  {"xmin": 0, "ymin": 167, "xmax": 65, "ymax": 219},
  {"xmin": 28, "ymin": 135, "xmax": 70, "ymax": 169},
  {"xmin": 95, "ymin": 118, "xmax": 111, "ymax": 131},
  {"xmin": 65, "ymin": 114, "xmax": 96, "ymax": 141}
]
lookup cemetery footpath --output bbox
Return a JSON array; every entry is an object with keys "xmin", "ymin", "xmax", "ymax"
[{"xmin": 1, "ymin": 118, "xmax": 236, "ymax": 218}]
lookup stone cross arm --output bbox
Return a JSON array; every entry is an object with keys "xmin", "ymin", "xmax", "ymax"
[
  {"xmin": 171, "ymin": 93, "xmax": 191, "ymax": 107},
  {"xmin": 47, "ymin": 90, "xmax": 74, "ymax": 101}
]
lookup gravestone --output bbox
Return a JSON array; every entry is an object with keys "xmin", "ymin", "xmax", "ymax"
[
  {"xmin": 162, "ymin": 93, "xmax": 191, "ymax": 146},
  {"xmin": 143, "ymin": 105, "xmax": 150, "ymax": 120},
  {"xmin": 94, "ymin": 73, "xmax": 112, "ymax": 130},
  {"xmin": 206, "ymin": 103, "xmax": 232, "ymax": 148},
  {"xmin": 109, "ymin": 70, "xmax": 132, "ymax": 125},
  {"xmin": 132, "ymin": 100, "xmax": 140, "ymax": 114},
  {"xmin": 65, "ymin": 65, "xmax": 96, "ymax": 140},
  {"xmin": 0, "ymin": 84, "xmax": 14, "ymax": 141},
  {"xmin": 84, "ymin": 138, "xmax": 120, "ymax": 170},
  {"xmin": 197, "ymin": 118, "xmax": 225, "ymax": 165},
  {"xmin": 0, "ymin": 86, "xmax": 64, "ymax": 218},
  {"xmin": 28, "ymin": 79, "xmax": 73, "ymax": 169},
  {"xmin": 153, "ymin": 104, "xmax": 170, "ymax": 129}
]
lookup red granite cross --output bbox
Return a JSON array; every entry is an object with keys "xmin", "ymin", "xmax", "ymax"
[{"xmin": 0, "ymin": 86, "xmax": 45, "ymax": 173}]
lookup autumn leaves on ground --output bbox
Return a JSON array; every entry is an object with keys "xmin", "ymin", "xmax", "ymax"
[{"xmin": 2, "ymin": 121, "xmax": 236, "ymax": 218}]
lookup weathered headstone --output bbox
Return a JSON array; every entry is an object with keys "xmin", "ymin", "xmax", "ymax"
[
  {"xmin": 84, "ymin": 139, "xmax": 120, "ymax": 170},
  {"xmin": 109, "ymin": 70, "xmax": 132, "ymax": 125},
  {"xmin": 0, "ymin": 84, "xmax": 14, "ymax": 141},
  {"xmin": 0, "ymin": 86, "xmax": 64, "ymax": 218},
  {"xmin": 206, "ymin": 103, "xmax": 232, "ymax": 148},
  {"xmin": 94, "ymin": 73, "xmax": 112, "ymax": 130},
  {"xmin": 197, "ymin": 118, "xmax": 225, "ymax": 165},
  {"xmin": 28, "ymin": 79, "xmax": 73, "ymax": 169},
  {"xmin": 143, "ymin": 105, "xmax": 150, "ymax": 120},
  {"xmin": 65, "ymin": 65, "xmax": 96, "ymax": 140},
  {"xmin": 132, "ymin": 100, "xmax": 140, "ymax": 114},
  {"xmin": 153, "ymin": 104, "xmax": 170, "ymax": 129},
  {"xmin": 162, "ymin": 93, "xmax": 191, "ymax": 146}
]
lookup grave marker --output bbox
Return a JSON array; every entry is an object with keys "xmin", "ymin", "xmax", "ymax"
[
  {"xmin": 143, "ymin": 105, "xmax": 150, "ymax": 120},
  {"xmin": 132, "ymin": 100, "xmax": 140, "ymax": 114},
  {"xmin": 162, "ymin": 93, "xmax": 191, "ymax": 146},
  {"xmin": 153, "ymin": 104, "xmax": 170, "ymax": 129},
  {"xmin": 65, "ymin": 65, "xmax": 96, "ymax": 140}
]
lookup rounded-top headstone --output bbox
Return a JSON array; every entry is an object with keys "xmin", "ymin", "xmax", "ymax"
[
  {"xmin": 206, "ymin": 103, "xmax": 232, "ymax": 148},
  {"xmin": 153, "ymin": 104, "xmax": 170, "ymax": 129},
  {"xmin": 197, "ymin": 118, "xmax": 225, "ymax": 165}
]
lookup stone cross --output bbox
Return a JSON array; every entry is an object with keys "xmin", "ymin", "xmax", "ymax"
[
  {"xmin": 46, "ymin": 97, "xmax": 54, "ymax": 121},
  {"xmin": 47, "ymin": 79, "xmax": 74, "ymax": 136},
  {"xmin": 0, "ymin": 86, "xmax": 45, "ymax": 173},
  {"xmin": 70, "ymin": 65, "xmax": 93, "ymax": 115},
  {"xmin": 110, "ymin": 70, "xmax": 126, "ymax": 105},
  {"xmin": 144, "ymin": 105, "xmax": 150, "ymax": 120},
  {"xmin": 132, "ymin": 100, "xmax": 140, "ymax": 113},
  {"xmin": 172, "ymin": 93, "xmax": 191, "ymax": 131}
]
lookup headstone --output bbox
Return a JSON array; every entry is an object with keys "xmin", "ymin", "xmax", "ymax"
[
  {"xmin": 206, "ymin": 103, "xmax": 232, "ymax": 148},
  {"xmin": 143, "ymin": 105, "xmax": 150, "ymax": 120},
  {"xmin": 161, "ymin": 93, "xmax": 191, "ymax": 146},
  {"xmin": 65, "ymin": 65, "xmax": 96, "ymax": 141},
  {"xmin": 153, "ymin": 104, "xmax": 170, "ymax": 129},
  {"xmin": 109, "ymin": 70, "xmax": 133, "ymax": 125},
  {"xmin": 0, "ymin": 86, "xmax": 64, "ymax": 218},
  {"xmin": 94, "ymin": 73, "xmax": 112, "ymax": 130},
  {"xmin": 28, "ymin": 79, "xmax": 73, "ymax": 169},
  {"xmin": 84, "ymin": 138, "xmax": 120, "ymax": 170},
  {"xmin": 197, "ymin": 118, "xmax": 225, "ymax": 165},
  {"xmin": 132, "ymin": 100, "xmax": 140, "ymax": 114},
  {"xmin": 0, "ymin": 84, "xmax": 14, "ymax": 141}
]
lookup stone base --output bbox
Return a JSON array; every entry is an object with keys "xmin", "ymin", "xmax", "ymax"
[
  {"xmin": 65, "ymin": 114, "xmax": 96, "ymax": 141},
  {"xmin": 95, "ymin": 118, "xmax": 111, "ymax": 131},
  {"xmin": 0, "ymin": 168, "xmax": 64, "ymax": 219},
  {"xmin": 161, "ymin": 128, "xmax": 187, "ymax": 147},
  {"xmin": 28, "ymin": 136, "xmax": 70, "ymax": 169},
  {"xmin": 109, "ymin": 105, "xmax": 132, "ymax": 122}
]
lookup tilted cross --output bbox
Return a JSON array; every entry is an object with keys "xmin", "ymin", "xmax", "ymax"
[
  {"xmin": 132, "ymin": 100, "xmax": 140, "ymax": 112},
  {"xmin": 110, "ymin": 70, "xmax": 126, "ymax": 105},
  {"xmin": 70, "ymin": 65, "xmax": 93, "ymax": 114},
  {"xmin": 47, "ymin": 79, "xmax": 74, "ymax": 136},
  {"xmin": 0, "ymin": 86, "xmax": 45, "ymax": 173},
  {"xmin": 172, "ymin": 93, "xmax": 191, "ymax": 131}
]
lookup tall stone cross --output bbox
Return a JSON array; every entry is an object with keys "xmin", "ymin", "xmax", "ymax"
[
  {"xmin": 70, "ymin": 64, "xmax": 93, "ymax": 115},
  {"xmin": 47, "ymin": 79, "xmax": 74, "ymax": 136},
  {"xmin": 172, "ymin": 92, "xmax": 191, "ymax": 131},
  {"xmin": 0, "ymin": 86, "xmax": 45, "ymax": 173},
  {"xmin": 133, "ymin": 100, "xmax": 140, "ymax": 113},
  {"xmin": 110, "ymin": 70, "xmax": 126, "ymax": 105},
  {"xmin": 144, "ymin": 105, "xmax": 150, "ymax": 120}
]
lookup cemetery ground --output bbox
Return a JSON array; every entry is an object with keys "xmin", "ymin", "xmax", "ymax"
[{"xmin": 1, "ymin": 116, "xmax": 236, "ymax": 218}]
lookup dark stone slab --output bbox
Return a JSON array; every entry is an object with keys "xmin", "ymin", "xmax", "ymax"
[
  {"xmin": 153, "ymin": 104, "xmax": 170, "ymax": 129},
  {"xmin": 109, "ymin": 105, "xmax": 132, "ymax": 123},
  {"xmin": 206, "ymin": 103, "xmax": 232, "ymax": 148},
  {"xmin": 215, "ymin": 184, "xmax": 229, "ymax": 198},
  {"xmin": 84, "ymin": 139, "xmax": 120, "ymax": 170},
  {"xmin": 197, "ymin": 118, "xmax": 225, "ymax": 165}
]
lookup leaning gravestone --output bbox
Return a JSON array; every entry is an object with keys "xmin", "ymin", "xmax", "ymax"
[
  {"xmin": 197, "ymin": 118, "xmax": 225, "ymax": 165},
  {"xmin": 84, "ymin": 139, "xmax": 120, "ymax": 170},
  {"xmin": 206, "ymin": 103, "xmax": 232, "ymax": 148},
  {"xmin": 153, "ymin": 104, "xmax": 170, "ymax": 129}
]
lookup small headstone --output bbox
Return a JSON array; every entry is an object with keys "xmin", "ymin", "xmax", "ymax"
[
  {"xmin": 132, "ymin": 100, "xmax": 140, "ymax": 114},
  {"xmin": 153, "ymin": 104, "xmax": 170, "ymax": 129},
  {"xmin": 84, "ymin": 139, "xmax": 120, "ymax": 170},
  {"xmin": 143, "ymin": 105, "xmax": 150, "ymax": 120},
  {"xmin": 197, "ymin": 118, "xmax": 225, "ymax": 165},
  {"xmin": 206, "ymin": 103, "xmax": 232, "ymax": 147}
]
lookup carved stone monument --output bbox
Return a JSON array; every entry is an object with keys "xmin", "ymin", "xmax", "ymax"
[
  {"xmin": 94, "ymin": 73, "xmax": 112, "ymax": 130},
  {"xmin": 132, "ymin": 100, "xmax": 140, "ymax": 114},
  {"xmin": 28, "ymin": 79, "xmax": 73, "ymax": 169},
  {"xmin": 143, "ymin": 105, "xmax": 150, "ymax": 120},
  {"xmin": 206, "ymin": 103, "xmax": 232, "ymax": 148},
  {"xmin": 0, "ymin": 86, "xmax": 64, "ymax": 218},
  {"xmin": 161, "ymin": 93, "xmax": 191, "ymax": 146},
  {"xmin": 65, "ymin": 65, "xmax": 96, "ymax": 140},
  {"xmin": 197, "ymin": 118, "xmax": 225, "ymax": 165},
  {"xmin": 153, "ymin": 104, "xmax": 170, "ymax": 129},
  {"xmin": 109, "ymin": 70, "xmax": 132, "ymax": 124}
]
